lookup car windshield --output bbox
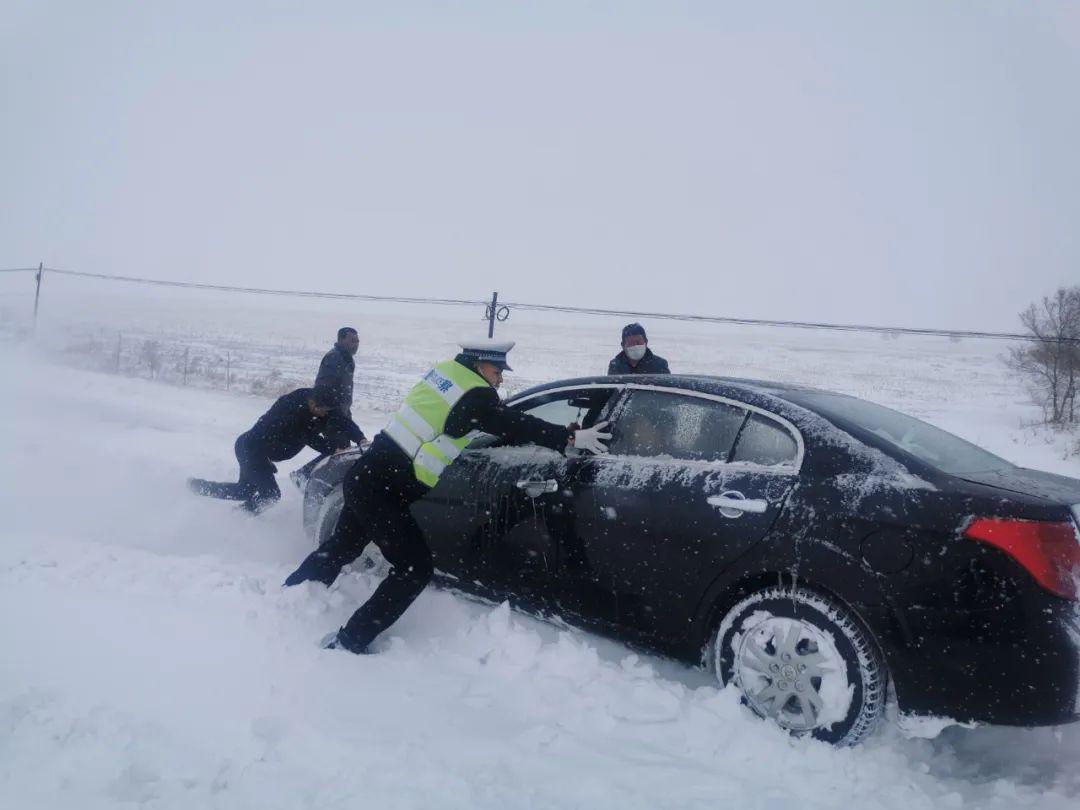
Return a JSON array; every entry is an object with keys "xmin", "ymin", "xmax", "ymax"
[{"xmin": 790, "ymin": 391, "xmax": 1013, "ymax": 475}]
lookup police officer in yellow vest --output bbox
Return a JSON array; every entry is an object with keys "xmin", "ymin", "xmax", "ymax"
[{"xmin": 284, "ymin": 339, "xmax": 612, "ymax": 654}]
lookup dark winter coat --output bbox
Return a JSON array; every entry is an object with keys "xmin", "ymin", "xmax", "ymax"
[
  {"xmin": 607, "ymin": 348, "xmax": 671, "ymax": 375},
  {"xmin": 314, "ymin": 345, "xmax": 367, "ymax": 447},
  {"xmin": 242, "ymin": 388, "xmax": 356, "ymax": 461},
  {"xmin": 314, "ymin": 345, "xmax": 355, "ymax": 412}
]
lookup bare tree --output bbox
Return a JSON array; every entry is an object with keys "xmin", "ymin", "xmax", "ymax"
[{"xmin": 1008, "ymin": 286, "xmax": 1080, "ymax": 425}]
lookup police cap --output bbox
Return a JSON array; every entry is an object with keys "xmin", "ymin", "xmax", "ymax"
[{"xmin": 459, "ymin": 339, "xmax": 515, "ymax": 372}]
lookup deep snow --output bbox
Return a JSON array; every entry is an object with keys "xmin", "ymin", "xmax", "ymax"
[{"xmin": 2, "ymin": 296, "xmax": 1080, "ymax": 809}]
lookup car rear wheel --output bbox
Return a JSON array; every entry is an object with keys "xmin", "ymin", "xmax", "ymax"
[
  {"xmin": 314, "ymin": 486, "xmax": 389, "ymax": 577},
  {"xmin": 713, "ymin": 586, "xmax": 886, "ymax": 746}
]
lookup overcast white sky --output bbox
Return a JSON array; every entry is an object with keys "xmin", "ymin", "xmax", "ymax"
[{"xmin": 3, "ymin": 1, "xmax": 1078, "ymax": 331}]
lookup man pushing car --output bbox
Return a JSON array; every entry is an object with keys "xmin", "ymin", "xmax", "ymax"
[
  {"xmin": 284, "ymin": 339, "xmax": 612, "ymax": 654},
  {"xmin": 187, "ymin": 386, "xmax": 361, "ymax": 513}
]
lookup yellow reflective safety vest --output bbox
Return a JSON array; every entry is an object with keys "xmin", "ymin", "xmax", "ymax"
[{"xmin": 383, "ymin": 360, "xmax": 490, "ymax": 488}]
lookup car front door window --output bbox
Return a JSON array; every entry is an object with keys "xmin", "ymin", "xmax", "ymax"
[
  {"xmin": 521, "ymin": 397, "xmax": 588, "ymax": 427},
  {"xmin": 460, "ymin": 388, "xmax": 619, "ymax": 452},
  {"xmin": 518, "ymin": 388, "xmax": 619, "ymax": 429}
]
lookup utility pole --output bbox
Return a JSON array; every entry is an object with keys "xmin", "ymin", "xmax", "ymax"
[
  {"xmin": 33, "ymin": 263, "xmax": 44, "ymax": 332},
  {"xmin": 487, "ymin": 291, "xmax": 498, "ymax": 339}
]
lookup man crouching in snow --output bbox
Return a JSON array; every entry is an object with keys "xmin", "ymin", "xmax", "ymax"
[{"xmin": 187, "ymin": 386, "xmax": 360, "ymax": 513}]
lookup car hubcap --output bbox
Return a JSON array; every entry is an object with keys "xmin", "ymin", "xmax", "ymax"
[{"xmin": 734, "ymin": 616, "xmax": 838, "ymax": 732}]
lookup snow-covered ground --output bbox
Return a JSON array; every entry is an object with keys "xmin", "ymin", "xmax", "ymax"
[{"xmin": 2, "ymin": 289, "xmax": 1080, "ymax": 809}]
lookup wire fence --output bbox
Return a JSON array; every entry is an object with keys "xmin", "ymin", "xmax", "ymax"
[
  {"xmin": 52, "ymin": 324, "xmax": 436, "ymax": 413},
  {"xmin": 5, "ymin": 262, "xmax": 1076, "ymax": 463},
  {"xmin": 58, "ymin": 328, "xmax": 318, "ymax": 401}
]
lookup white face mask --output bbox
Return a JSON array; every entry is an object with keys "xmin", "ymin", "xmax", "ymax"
[{"xmin": 625, "ymin": 344, "xmax": 647, "ymax": 362}]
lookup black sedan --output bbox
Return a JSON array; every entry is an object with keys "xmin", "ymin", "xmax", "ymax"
[{"xmin": 301, "ymin": 374, "xmax": 1080, "ymax": 746}]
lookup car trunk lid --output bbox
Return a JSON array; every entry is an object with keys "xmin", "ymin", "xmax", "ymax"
[{"xmin": 956, "ymin": 467, "xmax": 1080, "ymax": 506}]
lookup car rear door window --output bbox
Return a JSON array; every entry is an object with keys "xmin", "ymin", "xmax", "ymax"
[
  {"xmin": 609, "ymin": 391, "xmax": 746, "ymax": 462},
  {"xmin": 730, "ymin": 413, "xmax": 799, "ymax": 467}
]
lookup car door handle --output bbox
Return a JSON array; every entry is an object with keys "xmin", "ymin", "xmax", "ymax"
[
  {"xmin": 516, "ymin": 479, "xmax": 558, "ymax": 498},
  {"xmin": 707, "ymin": 492, "xmax": 768, "ymax": 516}
]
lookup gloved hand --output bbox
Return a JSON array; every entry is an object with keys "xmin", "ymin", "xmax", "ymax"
[{"xmin": 573, "ymin": 421, "xmax": 612, "ymax": 454}]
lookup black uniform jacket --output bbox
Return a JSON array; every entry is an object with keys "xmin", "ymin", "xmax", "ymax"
[
  {"xmin": 607, "ymin": 348, "xmax": 671, "ymax": 375},
  {"xmin": 314, "ymin": 345, "xmax": 355, "ymax": 412},
  {"xmin": 445, "ymin": 385, "xmax": 570, "ymax": 450},
  {"xmin": 244, "ymin": 388, "xmax": 360, "ymax": 461}
]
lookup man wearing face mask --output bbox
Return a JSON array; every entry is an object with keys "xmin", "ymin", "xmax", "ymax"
[
  {"xmin": 285, "ymin": 339, "xmax": 612, "ymax": 654},
  {"xmin": 607, "ymin": 322, "xmax": 671, "ymax": 375}
]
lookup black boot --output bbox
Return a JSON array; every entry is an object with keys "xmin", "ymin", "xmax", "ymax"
[{"xmin": 321, "ymin": 628, "xmax": 372, "ymax": 655}]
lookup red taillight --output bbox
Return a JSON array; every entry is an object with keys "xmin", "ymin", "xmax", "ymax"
[{"xmin": 964, "ymin": 518, "xmax": 1080, "ymax": 600}]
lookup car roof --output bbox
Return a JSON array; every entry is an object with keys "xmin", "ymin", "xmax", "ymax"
[
  {"xmin": 508, "ymin": 373, "xmax": 941, "ymax": 478},
  {"xmin": 509, "ymin": 373, "xmax": 836, "ymax": 404}
]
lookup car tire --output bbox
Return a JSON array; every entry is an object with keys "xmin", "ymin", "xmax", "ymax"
[
  {"xmin": 313, "ymin": 486, "xmax": 389, "ymax": 577},
  {"xmin": 713, "ymin": 585, "xmax": 886, "ymax": 746}
]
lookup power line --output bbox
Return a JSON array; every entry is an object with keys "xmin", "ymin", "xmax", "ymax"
[
  {"xmin": 44, "ymin": 267, "xmax": 486, "ymax": 308},
  {"xmin": 502, "ymin": 300, "xmax": 1053, "ymax": 342},
  {"xmin": 24, "ymin": 265, "xmax": 1080, "ymax": 344},
  {"xmin": 0, "ymin": 267, "xmax": 39, "ymax": 273}
]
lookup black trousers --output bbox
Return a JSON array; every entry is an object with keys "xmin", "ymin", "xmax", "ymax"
[
  {"xmin": 190, "ymin": 433, "xmax": 281, "ymax": 512},
  {"xmin": 286, "ymin": 435, "xmax": 432, "ymax": 650}
]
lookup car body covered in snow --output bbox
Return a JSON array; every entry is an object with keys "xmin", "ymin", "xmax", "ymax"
[{"xmin": 301, "ymin": 374, "xmax": 1080, "ymax": 745}]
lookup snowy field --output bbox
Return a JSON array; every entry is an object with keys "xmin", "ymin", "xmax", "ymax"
[{"xmin": 2, "ymin": 284, "xmax": 1080, "ymax": 809}]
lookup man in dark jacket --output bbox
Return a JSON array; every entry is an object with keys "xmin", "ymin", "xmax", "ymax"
[
  {"xmin": 285, "ymin": 340, "xmax": 612, "ymax": 654},
  {"xmin": 314, "ymin": 327, "xmax": 366, "ymax": 449},
  {"xmin": 188, "ymin": 387, "xmax": 362, "ymax": 513},
  {"xmin": 292, "ymin": 328, "xmax": 368, "ymax": 487},
  {"xmin": 607, "ymin": 322, "xmax": 671, "ymax": 375}
]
